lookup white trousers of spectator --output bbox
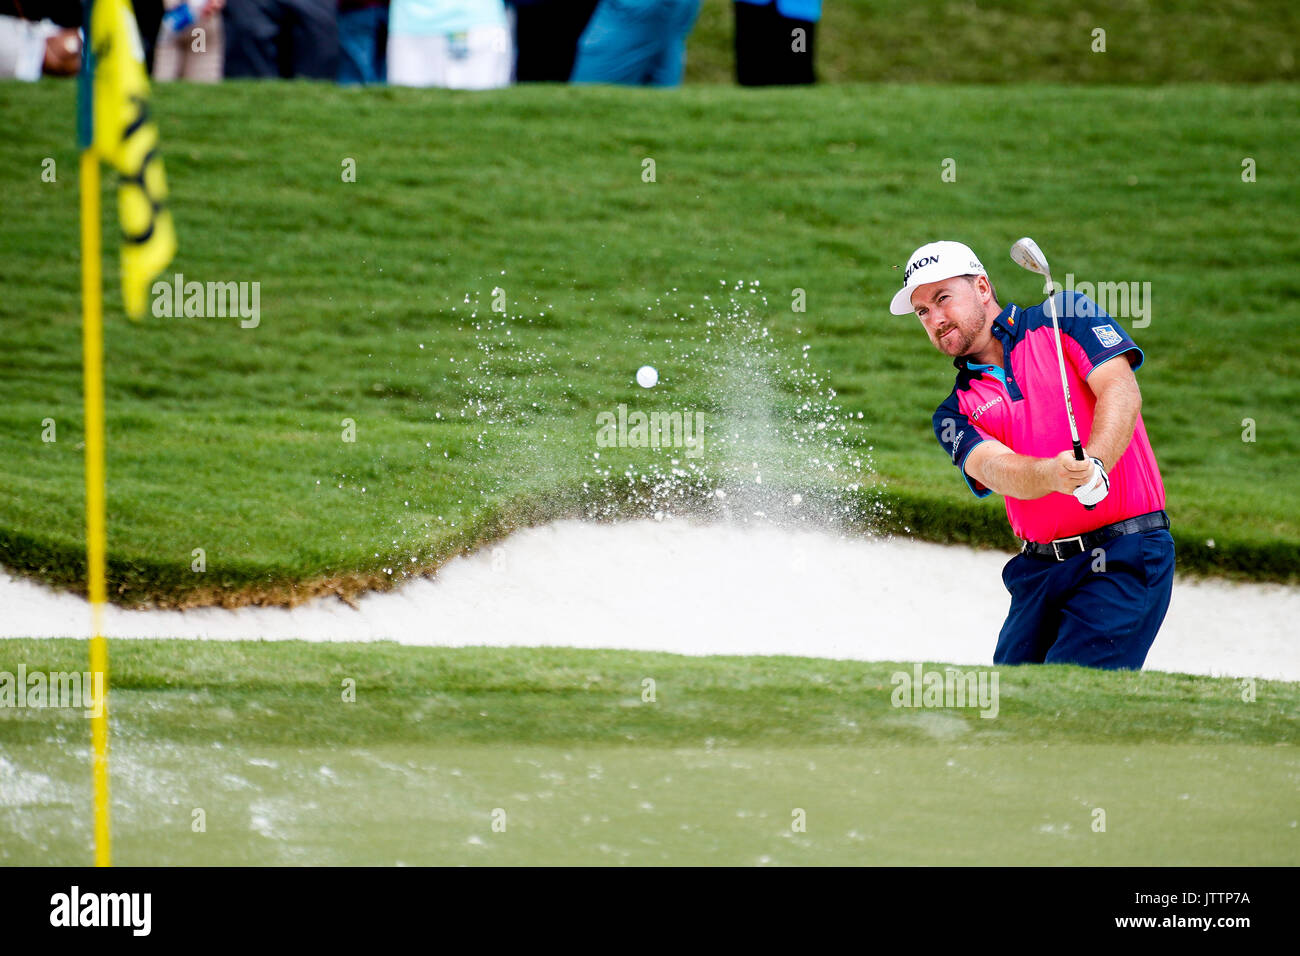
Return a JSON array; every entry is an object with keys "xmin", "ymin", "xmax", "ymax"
[
  {"xmin": 388, "ymin": 27, "xmax": 511, "ymax": 89},
  {"xmin": 0, "ymin": 14, "xmax": 59, "ymax": 81}
]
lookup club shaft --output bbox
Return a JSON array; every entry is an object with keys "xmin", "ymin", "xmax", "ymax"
[
  {"xmin": 1044, "ymin": 276, "xmax": 1096, "ymax": 509},
  {"xmin": 1043, "ymin": 276, "xmax": 1084, "ymax": 459}
]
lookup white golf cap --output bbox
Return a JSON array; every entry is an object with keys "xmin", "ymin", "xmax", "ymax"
[{"xmin": 889, "ymin": 240, "xmax": 987, "ymax": 315}]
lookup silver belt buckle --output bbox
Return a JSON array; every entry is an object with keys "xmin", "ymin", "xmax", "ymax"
[{"xmin": 1051, "ymin": 535, "xmax": 1085, "ymax": 561}]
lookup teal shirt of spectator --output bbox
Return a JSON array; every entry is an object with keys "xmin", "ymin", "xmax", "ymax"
[
  {"xmin": 571, "ymin": 0, "xmax": 700, "ymax": 87},
  {"xmin": 735, "ymin": 0, "xmax": 820, "ymax": 20},
  {"xmin": 390, "ymin": 0, "xmax": 508, "ymax": 36}
]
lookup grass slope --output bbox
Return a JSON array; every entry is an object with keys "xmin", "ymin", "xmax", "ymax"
[
  {"xmin": 1, "ymin": 641, "xmax": 1295, "ymax": 864},
  {"xmin": 684, "ymin": 0, "xmax": 1300, "ymax": 85},
  {"xmin": 1, "ymin": 81, "xmax": 1298, "ymax": 604}
]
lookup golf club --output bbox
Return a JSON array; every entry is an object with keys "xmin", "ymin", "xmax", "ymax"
[{"xmin": 1010, "ymin": 237, "xmax": 1095, "ymax": 509}]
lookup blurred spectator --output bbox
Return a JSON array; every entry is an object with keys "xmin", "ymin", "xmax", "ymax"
[
  {"xmin": 0, "ymin": 0, "xmax": 79, "ymax": 25},
  {"xmin": 570, "ymin": 0, "xmax": 699, "ymax": 87},
  {"xmin": 337, "ymin": 0, "xmax": 387, "ymax": 84},
  {"xmin": 0, "ymin": 0, "xmax": 79, "ymax": 79},
  {"xmin": 733, "ymin": 0, "xmax": 819, "ymax": 86},
  {"xmin": 224, "ymin": 0, "xmax": 339, "ymax": 79},
  {"xmin": 135, "ymin": 0, "xmax": 164, "ymax": 72},
  {"xmin": 154, "ymin": 0, "xmax": 226, "ymax": 82},
  {"xmin": 0, "ymin": 13, "xmax": 78, "ymax": 78},
  {"xmin": 508, "ymin": 0, "xmax": 595, "ymax": 83},
  {"xmin": 387, "ymin": 0, "xmax": 509, "ymax": 90}
]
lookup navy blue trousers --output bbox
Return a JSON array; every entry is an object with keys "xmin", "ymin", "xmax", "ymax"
[
  {"xmin": 995, "ymin": 528, "xmax": 1175, "ymax": 669},
  {"xmin": 224, "ymin": 0, "xmax": 339, "ymax": 80}
]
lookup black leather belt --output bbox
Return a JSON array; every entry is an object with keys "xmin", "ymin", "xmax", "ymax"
[{"xmin": 1021, "ymin": 510, "xmax": 1170, "ymax": 562}]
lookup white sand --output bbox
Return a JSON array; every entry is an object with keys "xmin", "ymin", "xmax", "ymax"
[{"xmin": 2, "ymin": 518, "xmax": 1296, "ymax": 680}]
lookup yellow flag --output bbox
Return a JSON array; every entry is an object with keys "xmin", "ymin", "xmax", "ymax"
[{"xmin": 88, "ymin": 0, "xmax": 176, "ymax": 318}]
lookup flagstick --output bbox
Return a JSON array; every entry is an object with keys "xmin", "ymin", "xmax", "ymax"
[{"xmin": 80, "ymin": 147, "xmax": 112, "ymax": 868}]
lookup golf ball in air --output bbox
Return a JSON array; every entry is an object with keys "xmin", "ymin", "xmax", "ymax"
[{"xmin": 636, "ymin": 365, "xmax": 658, "ymax": 388}]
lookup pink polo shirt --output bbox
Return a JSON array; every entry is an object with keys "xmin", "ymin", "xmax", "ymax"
[{"xmin": 933, "ymin": 293, "xmax": 1165, "ymax": 543}]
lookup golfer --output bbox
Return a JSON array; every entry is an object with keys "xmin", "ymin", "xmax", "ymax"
[{"xmin": 891, "ymin": 240, "xmax": 1174, "ymax": 669}]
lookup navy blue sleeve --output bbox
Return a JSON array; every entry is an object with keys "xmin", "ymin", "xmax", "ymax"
[
  {"xmin": 933, "ymin": 393, "xmax": 992, "ymax": 499},
  {"xmin": 1052, "ymin": 291, "xmax": 1144, "ymax": 377}
]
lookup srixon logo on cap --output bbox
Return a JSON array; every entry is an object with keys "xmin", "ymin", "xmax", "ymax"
[{"xmin": 904, "ymin": 255, "xmax": 940, "ymax": 283}]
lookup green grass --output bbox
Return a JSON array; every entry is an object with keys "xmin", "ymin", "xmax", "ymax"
[
  {"xmin": 7, "ymin": 640, "xmax": 1296, "ymax": 747},
  {"xmin": 685, "ymin": 0, "xmax": 1300, "ymax": 85},
  {"xmin": 1, "ymin": 641, "xmax": 1295, "ymax": 864},
  {"xmin": 1, "ymin": 80, "xmax": 1298, "ymax": 604}
]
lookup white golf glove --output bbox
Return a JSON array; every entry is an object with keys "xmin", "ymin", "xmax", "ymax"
[{"xmin": 1073, "ymin": 457, "xmax": 1110, "ymax": 507}]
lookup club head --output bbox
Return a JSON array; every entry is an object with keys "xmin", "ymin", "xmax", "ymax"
[{"xmin": 1010, "ymin": 237, "xmax": 1050, "ymax": 277}]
